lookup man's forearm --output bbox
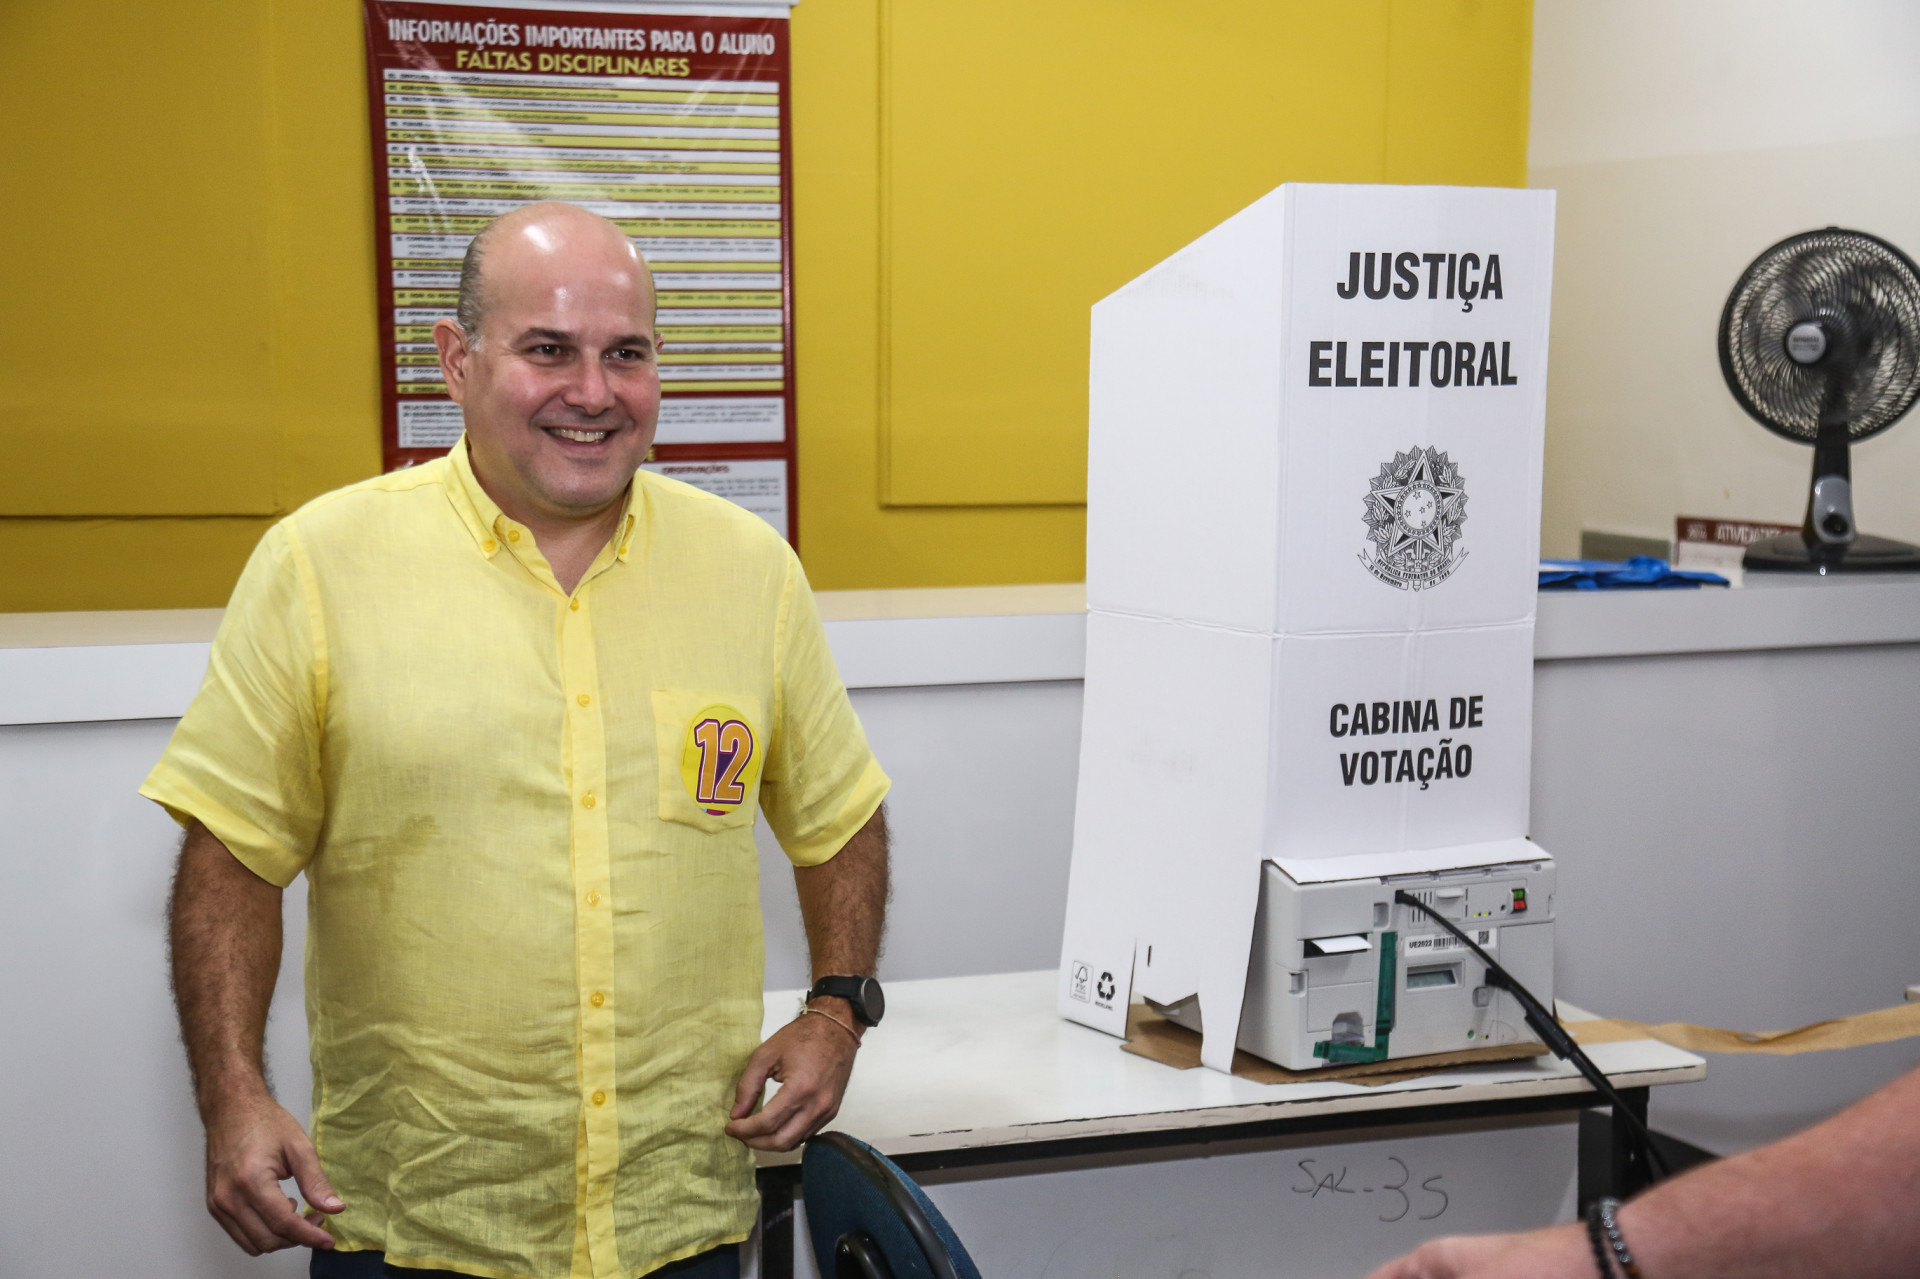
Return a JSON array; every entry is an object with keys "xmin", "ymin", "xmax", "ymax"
[
  {"xmin": 725, "ymin": 805, "xmax": 887, "ymax": 1150},
  {"xmin": 1368, "ymin": 1064, "xmax": 1920, "ymax": 1279},
  {"xmin": 169, "ymin": 821, "xmax": 344, "ymax": 1254},
  {"xmin": 1617, "ymin": 1064, "xmax": 1920, "ymax": 1279},
  {"xmin": 168, "ymin": 821, "xmax": 286, "ymax": 1115},
  {"xmin": 792, "ymin": 804, "xmax": 889, "ymax": 982}
]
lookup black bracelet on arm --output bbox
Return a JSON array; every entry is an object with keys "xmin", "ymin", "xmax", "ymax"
[
  {"xmin": 1584, "ymin": 1203, "xmax": 1618, "ymax": 1278},
  {"xmin": 1585, "ymin": 1197, "xmax": 1643, "ymax": 1279}
]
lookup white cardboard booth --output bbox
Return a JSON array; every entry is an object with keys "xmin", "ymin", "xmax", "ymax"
[{"xmin": 1059, "ymin": 183, "xmax": 1558, "ymax": 1071}]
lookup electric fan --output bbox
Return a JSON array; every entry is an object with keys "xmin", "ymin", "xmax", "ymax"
[{"xmin": 1719, "ymin": 227, "xmax": 1920, "ymax": 572}]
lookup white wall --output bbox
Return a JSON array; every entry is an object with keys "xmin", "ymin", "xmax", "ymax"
[
  {"xmin": 1530, "ymin": 0, "xmax": 1920, "ymax": 556},
  {"xmin": 0, "ymin": 720, "xmax": 312, "ymax": 1279},
  {"xmin": 1535, "ymin": 639, "xmax": 1920, "ymax": 1153},
  {"xmin": 759, "ymin": 682, "xmax": 1083, "ymax": 990}
]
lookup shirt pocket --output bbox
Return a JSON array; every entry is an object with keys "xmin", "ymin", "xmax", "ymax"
[{"xmin": 651, "ymin": 690, "xmax": 768, "ymax": 833}]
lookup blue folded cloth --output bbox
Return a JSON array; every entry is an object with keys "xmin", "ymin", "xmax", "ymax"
[{"xmin": 1538, "ymin": 556, "xmax": 1730, "ymax": 591}]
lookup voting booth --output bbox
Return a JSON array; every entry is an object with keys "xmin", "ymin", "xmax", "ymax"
[{"xmin": 1058, "ymin": 183, "xmax": 1559, "ymax": 1072}]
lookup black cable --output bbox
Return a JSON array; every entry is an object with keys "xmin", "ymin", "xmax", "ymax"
[{"xmin": 1392, "ymin": 889, "xmax": 1670, "ymax": 1182}]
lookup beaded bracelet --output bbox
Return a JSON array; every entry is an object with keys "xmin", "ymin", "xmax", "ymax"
[
  {"xmin": 1584, "ymin": 1197, "xmax": 1643, "ymax": 1279},
  {"xmin": 1583, "ymin": 1204, "xmax": 1617, "ymax": 1278}
]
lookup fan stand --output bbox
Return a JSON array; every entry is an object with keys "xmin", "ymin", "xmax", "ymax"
[{"xmin": 1747, "ymin": 370, "xmax": 1920, "ymax": 573}]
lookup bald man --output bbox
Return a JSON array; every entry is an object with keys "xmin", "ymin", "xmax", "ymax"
[{"xmin": 151, "ymin": 203, "xmax": 892, "ymax": 1279}]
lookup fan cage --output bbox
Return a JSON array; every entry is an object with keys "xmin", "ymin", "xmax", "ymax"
[{"xmin": 1718, "ymin": 228, "xmax": 1920, "ymax": 443}]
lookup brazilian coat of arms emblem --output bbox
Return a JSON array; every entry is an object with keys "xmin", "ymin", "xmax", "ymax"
[{"xmin": 1360, "ymin": 446, "xmax": 1467, "ymax": 590}]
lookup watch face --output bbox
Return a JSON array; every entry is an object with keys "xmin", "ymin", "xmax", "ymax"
[{"xmin": 859, "ymin": 977, "xmax": 885, "ymax": 1025}]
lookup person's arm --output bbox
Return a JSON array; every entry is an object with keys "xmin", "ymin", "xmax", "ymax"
[
  {"xmin": 170, "ymin": 820, "xmax": 343, "ymax": 1254},
  {"xmin": 726, "ymin": 803, "xmax": 889, "ymax": 1151},
  {"xmin": 1367, "ymin": 1063, "xmax": 1920, "ymax": 1279}
]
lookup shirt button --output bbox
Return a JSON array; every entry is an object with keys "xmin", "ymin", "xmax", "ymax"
[
  {"xmin": 483, "ymin": 539, "xmax": 498, "ymax": 554},
  {"xmin": 589, "ymin": 990, "xmax": 605, "ymax": 1008},
  {"xmin": 569, "ymin": 598, "xmax": 580, "ymax": 612},
  {"xmin": 508, "ymin": 528, "xmax": 521, "ymax": 542},
  {"xmin": 577, "ymin": 693, "xmax": 592, "ymax": 707},
  {"xmin": 591, "ymin": 1090, "xmax": 606, "ymax": 1107},
  {"xmin": 585, "ymin": 890, "xmax": 602, "ymax": 906},
  {"xmin": 582, "ymin": 792, "xmax": 596, "ymax": 809}
]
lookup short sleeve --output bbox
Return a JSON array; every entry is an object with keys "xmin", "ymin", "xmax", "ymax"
[
  {"xmin": 758, "ymin": 552, "xmax": 890, "ymax": 866},
  {"xmin": 139, "ymin": 521, "xmax": 326, "ymax": 886}
]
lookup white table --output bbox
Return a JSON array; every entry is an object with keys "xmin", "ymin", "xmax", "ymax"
[{"xmin": 753, "ymin": 971, "xmax": 1704, "ymax": 1278}]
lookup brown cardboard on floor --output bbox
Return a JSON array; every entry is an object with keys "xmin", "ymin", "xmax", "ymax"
[{"xmin": 1121, "ymin": 1003, "xmax": 1548, "ymax": 1086}]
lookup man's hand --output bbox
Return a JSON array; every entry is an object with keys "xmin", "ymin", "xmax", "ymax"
[
  {"xmin": 725, "ymin": 1007, "xmax": 860, "ymax": 1151},
  {"xmin": 1365, "ymin": 1223, "xmax": 1591, "ymax": 1279},
  {"xmin": 203, "ymin": 1087, "xmax": 344, "ymax": 1254},
  {"xmin": 730, "ymin": 805, "xmax": 885, "ymax": 1151},
  {"xmin": 729, "ymin": 804, "xmax": 886, "ymax": 1152}
]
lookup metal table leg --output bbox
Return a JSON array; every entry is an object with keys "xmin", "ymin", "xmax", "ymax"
[
  {"xmin": 756, "ymin": 1166, "xmax": 800, "ymax": 1279},
  {"xmin": 1578, "ymin": 1087, "xmax": 1654, "ymax": 1212}
]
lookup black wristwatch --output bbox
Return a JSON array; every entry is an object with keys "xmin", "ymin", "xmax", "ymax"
[{"xmin": 807, "ymin": 975, "xmax": 885, "ymax": 1027}]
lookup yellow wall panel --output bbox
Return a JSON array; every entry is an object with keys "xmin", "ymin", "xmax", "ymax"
[
  {"xmin": 881, "ymin": 1, "xmax": 1386, "ymax": 506},
  {"xmin": 1384, "ymin": 0, "xmax": 1532, "ymax": 186},
  {"xmin": 264, "ymin": 0, "xmax": 386, "ymax": 502},
  {"xmin": 0, "ymin": 519, "xmax": 274, "ymax": 613},
  {"xmin": 789, "ymin": 0, "xmax": 1091, "ymax": 589},
  {"xmin": 0, "ymin": 0, "xmax": 1529, "ymax": 608},
  {"xmin": 879, "ymin": 0, "xmax": 1535, "ymax": 507},
  {"xmin": 0, "ymin": 2, "xmax": 284, "ymax": 515}
]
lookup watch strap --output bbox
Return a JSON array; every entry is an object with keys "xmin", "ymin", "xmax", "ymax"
[{"xmin": 808, "ymin": 975, "xmax": 880, "ymax": 1025}]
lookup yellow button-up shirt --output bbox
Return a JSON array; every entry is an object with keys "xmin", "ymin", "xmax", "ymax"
[{"xmin": 141, "ymin": 441, "xmax": 889, "ymax": 1279}]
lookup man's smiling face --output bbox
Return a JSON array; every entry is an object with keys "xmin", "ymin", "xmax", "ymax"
[{"xmin": 436, "ymin": 205, "xmax": 660, "ymax": 525}]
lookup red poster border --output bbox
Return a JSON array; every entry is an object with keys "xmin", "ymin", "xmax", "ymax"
[{"xmin": 361, "ymin": 2, "xmax": 799, "ymax": 545}]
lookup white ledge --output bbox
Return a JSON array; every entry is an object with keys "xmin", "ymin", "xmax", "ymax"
[
  {"xmin": 0, "ymin": 588, "xmax": 1093, "ymax": 725},
  {"xmin": 5, "ymin": 576, "xmax": 1918, "ymax": 726},
  {"xmin": 824, "ymin": 613, "xmax": 1087, "ymax": 690},
  {"xmin": 1533, "ymin": 574, "xmax": 1920, "ymax": 661},
  {"xmin": 0, "ymin": 643, "xmax": 213, "ymax": 726}
]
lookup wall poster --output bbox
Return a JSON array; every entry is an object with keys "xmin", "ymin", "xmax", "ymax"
[{"xmin": 363, "ymin": 0, "xmax": 799, "ymax": 540}]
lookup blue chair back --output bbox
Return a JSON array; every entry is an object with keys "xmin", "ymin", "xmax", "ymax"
[{"xmin": 801, "ymin": 1132, "xmax": 981, "ymax": 1279}]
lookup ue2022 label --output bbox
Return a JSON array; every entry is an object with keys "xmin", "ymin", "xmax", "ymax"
[{"xmin": 680, "ymin": 705, "xmax": 757, "ymax": 816}]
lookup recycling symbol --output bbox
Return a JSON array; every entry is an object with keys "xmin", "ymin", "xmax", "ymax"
[{"xmin": 1096, "ymin": 971, "xmax": 1116, "ymax": 1001}]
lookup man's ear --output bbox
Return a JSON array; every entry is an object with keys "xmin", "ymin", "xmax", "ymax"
[{"xmin": 433, "ymin": 318, "xmax": 472, "ymax": 405}]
